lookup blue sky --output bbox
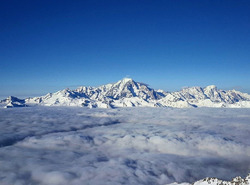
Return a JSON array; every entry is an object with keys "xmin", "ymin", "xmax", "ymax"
[{"xmin": 0, "ymin": 0, "xmax": 250, "ymax": 99}]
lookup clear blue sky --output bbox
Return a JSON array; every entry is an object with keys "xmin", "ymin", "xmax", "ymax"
[{"xmin": 1, "ymin": 0, "xmax": 250, "ymax": 99}]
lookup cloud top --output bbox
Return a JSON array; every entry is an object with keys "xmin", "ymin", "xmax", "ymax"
[{"xmin": 0, "ymin": 107, "xmax": 249, "ymax": 185}]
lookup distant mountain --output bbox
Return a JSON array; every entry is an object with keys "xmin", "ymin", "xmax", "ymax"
[
  {"xmin": 1, "ymin": 78, "xmax": 250, "ymax": 108},
  {"xmin": 0, "ymin": 96, "xmax": 27, "ymax": 108}
]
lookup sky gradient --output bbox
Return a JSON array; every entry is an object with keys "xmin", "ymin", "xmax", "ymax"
[{"xmin": 0, "ymin": 0, "xmax": 250, "ymax": 99}]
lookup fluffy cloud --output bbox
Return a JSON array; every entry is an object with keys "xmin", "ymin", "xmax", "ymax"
[{"xmin": 0, "ymin": 107, "xmax": 249, "ymax": 185}]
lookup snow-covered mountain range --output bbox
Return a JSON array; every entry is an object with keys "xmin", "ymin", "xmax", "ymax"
[{"xmin": 1, "ymin": 78, "xmax": 250, "ymax": 108}]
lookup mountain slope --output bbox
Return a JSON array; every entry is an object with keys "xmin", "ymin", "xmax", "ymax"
[
  {"xmin": 1, "ymin": 78, "xmax": 250, "ymax": 108},
  {"xmin": 0, "ymin": 96, "xmax": 27, "ymax": 108}
]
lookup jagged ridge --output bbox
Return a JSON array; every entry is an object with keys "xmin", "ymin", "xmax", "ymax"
[{"xmin": 1, "ymin": 78, "xmax": 250, "ymax": 108}]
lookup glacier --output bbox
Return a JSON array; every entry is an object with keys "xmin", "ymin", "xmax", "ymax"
[{"xmin": 1, "ymin": 78, "xmax": 250, "ymax": 108}]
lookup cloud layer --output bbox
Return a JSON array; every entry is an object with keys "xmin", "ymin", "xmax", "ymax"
[{"xmin": 0, "ymin": 107, "xmax": 249, "ymax": 185}]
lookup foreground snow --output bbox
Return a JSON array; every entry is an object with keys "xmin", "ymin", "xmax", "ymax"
[
  {"xmin": 169, "ymin": 174, "xmax": 250, "ymax": 185},
  {"xmin": 1, "ymin": 78, "xmax": 250, "ymax": 108},
  {"xmin": 0, "ymin": 107, "xmax": 249, "ymax": 185}
]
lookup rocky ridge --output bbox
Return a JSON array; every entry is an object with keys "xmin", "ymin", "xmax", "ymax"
[{"xmin": 1, "ymin": 78, "xmax": 250, "ymax": 108}]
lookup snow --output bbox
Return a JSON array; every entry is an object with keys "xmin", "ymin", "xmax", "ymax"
[
  {"xmin": 1, "ymin": 78, "xmax": 250, "ymax": 108},
  {"xmin": 115, "ymin": 77, "xmax": 133, "ymax": 86},
  {"xmin": 0, "ymin": 107, "xmax": 249, "ymax": 185},
  {"xmin": 189, "ymin": 174, "xmax": 250, "ymax": 185}
]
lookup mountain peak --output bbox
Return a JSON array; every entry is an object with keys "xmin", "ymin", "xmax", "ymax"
[{"xmin": 114, "ymin": 78, "xmax": 134, "ymax": 87}]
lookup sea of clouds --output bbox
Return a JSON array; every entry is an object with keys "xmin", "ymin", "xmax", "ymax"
[{"xmin": 0, "ymin": 107, "xmax": 249, "ymax": 185}]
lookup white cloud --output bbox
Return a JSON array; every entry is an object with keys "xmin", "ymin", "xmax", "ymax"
[{"xmin": 0, "ymin": 107, "xmax": 249, "ymax": 185}]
